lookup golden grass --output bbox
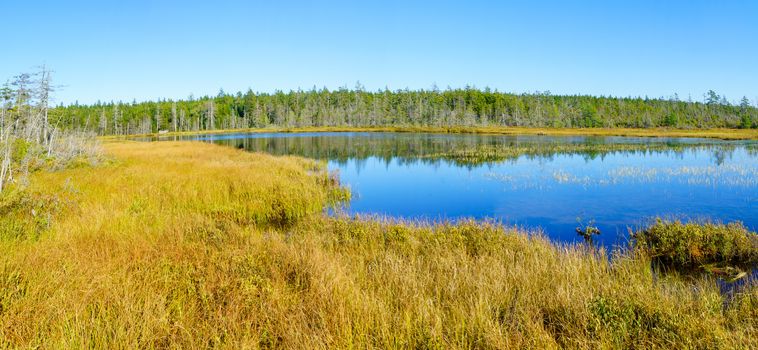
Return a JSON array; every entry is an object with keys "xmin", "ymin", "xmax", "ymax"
[
  {"xmin": 0, "ymin": 141, "xmax": 755, "ymax": 348},
  {"xmin": 108, "ymin": 125, "xmax": 758, "ymax": 141}
]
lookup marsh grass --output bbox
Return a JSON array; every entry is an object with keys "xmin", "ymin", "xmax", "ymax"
[{"xmin": 0, "ymin": 141, "xmax": 755, "ymax": 348}]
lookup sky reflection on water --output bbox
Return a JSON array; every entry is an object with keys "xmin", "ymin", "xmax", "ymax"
[{"xmin": 173, "ymin": 132, "xmax": 758, "ymax": 246}]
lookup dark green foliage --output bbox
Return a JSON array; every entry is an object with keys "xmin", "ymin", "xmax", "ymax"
[
  {"xmin": 738, "ymin": 96, "xmax": 756, "ymax": 129},
  {"xmin": 739, "ymin": 114, "xmax": 753, "ymax": 129},
  {"xmin": 50, "ymin": 88, "xmax": 758, "ymax": 135},
  {"xmin": 662, "ymin": 112, "xmax": 679, "ymax": 127},
  {"xmin": 580, "ymin": 103, "xmax": 602, "ymax": 127},
  {"xmin": 705, "ymin": 90, "xmax": 721, "ymax": 105}
]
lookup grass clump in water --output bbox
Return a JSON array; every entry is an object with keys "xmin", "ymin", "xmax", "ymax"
[{"xmin": 633, "ymin": 219, "xmax": 758, "ymax": 280}]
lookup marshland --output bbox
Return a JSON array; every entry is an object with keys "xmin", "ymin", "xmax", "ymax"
[
  {"xmin": 2, "ymin": 97, "xmax": 757, "ymax": 347},
  {"xmin": 4, "ymin": 1, "xmax": 758, "ymax": 348},
  {"xmin": 1, "ymin": 137, "xmax": 756, "ymax": 348}
]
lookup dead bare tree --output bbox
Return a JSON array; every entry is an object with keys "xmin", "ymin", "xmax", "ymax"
[
  {"xmin": 37, "ymin": 65, "xmax": 53, "ymax": 147},
  {"xmin": 206, "ymin": 100, "xmax": 215, "ymax": 130},
  {"xmin": 0, "ymin": 67, "xmax": 100, "ymax": 193},
  {"xmin": 171, "ymin": 101, "xmax": 177, "ymax": 132},
  {"xmin": 0, "ymin": 122, "xmax": 14, "ymax": 192}
]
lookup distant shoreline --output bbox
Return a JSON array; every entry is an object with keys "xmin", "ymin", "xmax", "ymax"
[{"xmin": 105, "ymin": 126, "xmax": 758, "ymax": 141}]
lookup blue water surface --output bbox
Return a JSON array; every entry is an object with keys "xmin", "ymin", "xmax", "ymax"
[{"xmin": 161, "ymin": 131, "xmax": 758, "ymax": 246}]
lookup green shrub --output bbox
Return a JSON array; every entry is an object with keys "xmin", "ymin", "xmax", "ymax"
[
  {"xmin": 11, "ymin": 138, "xmax": 31, "ymax": 163},
  {"xmin": 0, "ymin": 188, "xmax": 61, "ymax": 241}
]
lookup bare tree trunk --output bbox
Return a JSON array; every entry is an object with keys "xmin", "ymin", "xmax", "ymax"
[
  {"xmin": 172, "ymin": 101, "xmax": 177, "ymax": 132},
  {"xmin": 37, "ymin": 65, "xmax": 53, "ymax": 147},
  {"xmin": 209, "ymin": 100, "xmax": 215, "ymax": 130},
  {"xmin": 47, "ymin": 128, "xmax": 57, "ymax": 157},
  {"xmin": 0, "ymin": 121, "xmax": 16, "ymax": 192},
  {"xmin": 99, "ymin": 108, "xmax": 107, "ymax": 135}
]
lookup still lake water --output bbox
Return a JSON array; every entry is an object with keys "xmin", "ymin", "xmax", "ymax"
[{"xmin": 170, "ymin": 132, "xmax": 758, "ymax": 245}]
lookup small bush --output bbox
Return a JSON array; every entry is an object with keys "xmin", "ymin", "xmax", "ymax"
[{"xmin": 0, "ymin": 188, "xmax": 62, "ymax": 240}]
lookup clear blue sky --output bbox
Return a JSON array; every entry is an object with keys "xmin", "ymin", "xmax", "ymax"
[{"xmin": 2, "ymin": 0, "xmax": 757, "ymax": 105}]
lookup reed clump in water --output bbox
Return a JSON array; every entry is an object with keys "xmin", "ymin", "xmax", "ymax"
[
  {"xmin": 0, "ymin": 141, "xmax": 754, "ymax": 348},
  {"xmin": 633, "ymin": 219, "xmax": 758, "ymax": 281}
]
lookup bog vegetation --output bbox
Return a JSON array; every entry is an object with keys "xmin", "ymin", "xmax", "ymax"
[
  {"xmin": 0, "ymin": 140, "xmax": 755, "ymax": 348},
  {"xmin": 1, "ymin": 69, "xmax": 756, "ymax": 348},
  {"xmin": 53, "ymin": 86, "xmax": 758, "ymax": 135}
]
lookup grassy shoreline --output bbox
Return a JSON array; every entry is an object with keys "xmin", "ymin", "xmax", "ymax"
[
  {"xmin": 103, "ymin": 125, "xmax": 758, "ymax": 141},
  {"xmin": 0, "ymin": 141, "xmax": 755, "ymax": 348}
]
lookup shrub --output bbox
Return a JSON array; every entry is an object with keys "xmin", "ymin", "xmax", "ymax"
[{"xmin": 0, "ymin": 188, "xmax": 62, "ymax": 240}]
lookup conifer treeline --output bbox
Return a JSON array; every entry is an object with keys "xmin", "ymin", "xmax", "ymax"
[{"xmin": 52, "ymin": 87, "xmax": 758, "ymax": 135}]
